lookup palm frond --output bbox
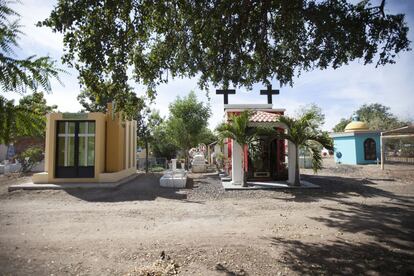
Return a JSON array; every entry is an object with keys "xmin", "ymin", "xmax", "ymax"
[
  {"xmin": 0, "ymin": 54, "xmax": 63, "ymax": 93},
  {"xmin": 308, "ymin": 131, "xmax": 334, "ymax": 150},
  {"xmin": 305, "ymin": 142, "xmax": 323, "ymax": 173},
  {"xmin": 0, "ymin": 0, "xmax": 63, "ymax": 94}
]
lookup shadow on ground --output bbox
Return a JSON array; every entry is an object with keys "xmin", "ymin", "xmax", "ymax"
[
  {"xmin": 64, "ymin": 173, "xmax": 200, "ymax": 203},
  {"xmin": 267, "ymin": 237, "xmax": 414, "ymax": 276},
  {"xmin": 268, "ymin": 173, "xmax": 414, "ymax": 203},
  {"xmin": 311, "ymin": 198, "xmax": 414, "ymax": 250}
]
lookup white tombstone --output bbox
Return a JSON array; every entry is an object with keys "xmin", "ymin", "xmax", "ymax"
[
  {"xmin": 171, "ymin": 159, "xmax": 177, "ymax": 170},
  {"xmin": 191, "ymin": 154, "xmax": 207, "ymax": 173}
]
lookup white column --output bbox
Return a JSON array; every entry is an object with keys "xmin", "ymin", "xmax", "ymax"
[
  {"xmin": 171, "ymin": 159, "xmax": 177, "ymax": 170},
  {"xmin": 288, "ymin": 141, "xmax": 296, "ymax": 185},
  {"xmin": 381, "ymin": 135, "xmax": 385, "ymax": 170},
  {"xmin": 44, "ymin": 114, "xmax": 51, "ymax": 173},
  {"xmin": 231, "ymin": 140, "xmax": 243, "ymax": 185},
  {"xmin": 125, "ymin": 121, "xmax": 130, "ymax": 169}
]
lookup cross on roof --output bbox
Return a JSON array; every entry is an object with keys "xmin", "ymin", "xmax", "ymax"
[
  {"xmin": 260, "ymin": 85, "xmax": 279, "ymax": 104},
  {"xmin": 216, "ymin": 89, "xmax": 236, "ymax": 105}
]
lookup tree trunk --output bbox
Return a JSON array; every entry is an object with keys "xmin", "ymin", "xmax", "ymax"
[
  {"xmin": 185, "ymin": 149, "xmax": 189, "ymax": 170},
  {"xmin": 293, "ymin": 144, "xmax": 301, "ymax": 186},
  {"xmin": 145, "ymin": 139, "xmax": 149, "ymax": 173}
]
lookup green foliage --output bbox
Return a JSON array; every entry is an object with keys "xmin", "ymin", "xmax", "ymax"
[
  {"xmin": 270, "ymin": 111, "xmax": 333, "ymax": 186},
  {"xmin": 197, "ymin": 127, "xmax": 217, "ymax": 146},
  {"xmin": 16, "ymin": 146, "xmax": 43, "ymax": 173},
  {"xmin": 167, "ymin": 92, "xmax": 211, "ymax": 145},
  {"xmin": 216, "ymin": 111, "xmax": 257, "ymax": 148},
  {"xmin": 77, "ymin": 81, "xmax": 143, "ymax": 119},
  {"xmin": 151, "ymin": 120, "xmax": 179, "ymax": 160},
  {"xmin": 149, "ymin": 166, "xmax": 165, "ymax": 173},
  {"xmin": 39, "ymin": 0, "xmax": 410, "ymax": 94},
  {"xmin": 332, "ymin": 118, "xmax": 351, "ymax": 132},
  {"xmin": 137, "ymin": 108, "xmax": 162, "ymax": 146},
  {"xmin": 295, "ymin": 103, "xmax": 325, "ymax": 130},
  {"xmin": 333, "ymin": 103, "xmax": 411, "ymax": 132},
  {"xmin": 0, "ymin": 1, "xmax": 62, "ymax": 94},
  {"xmin": 18, "ymin": 91, "xmax": 57, "ymax": 114},
  {"xmin": 216, "ymin": 111, "xmax": 261, "ymax": 186},
  {"xmin": 0, "ymin": 92, "xmax": 55, "ymax": 144},
  {"xmin": 166, "ymin": 91, "xmax": 211, "ymax": 167}
]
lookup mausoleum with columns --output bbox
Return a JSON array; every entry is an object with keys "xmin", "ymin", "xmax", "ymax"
[
  {"xmin": 32, "ymin": 103, "xmax": 137, "ymax": 184},
  {"xmin": 217, "ymin": 87, "xmax": 298, "ymax": 185}
]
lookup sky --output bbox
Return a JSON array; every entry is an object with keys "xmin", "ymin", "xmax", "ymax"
[{"xmin": 5, "ymin": 0, "xmax": 414, "ymax": 131}]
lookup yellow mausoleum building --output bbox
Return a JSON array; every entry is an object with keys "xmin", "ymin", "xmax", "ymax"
[{"xmin": 32, "ymin": 103, "xmax": 137, "ymax": 184}]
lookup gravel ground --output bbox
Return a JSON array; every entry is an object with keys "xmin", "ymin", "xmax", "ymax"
[{"xmin": 0, "ymin": 158, "xmax": 413, "ymax": 275}]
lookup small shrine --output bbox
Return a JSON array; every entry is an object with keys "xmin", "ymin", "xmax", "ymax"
[
  {"xmin": 216, "ymin": 86, "xmax": 297, "ymax": 185},
  {"xmin": 331, "ymin": 115, "xmax": 380, "ymax": 165}
]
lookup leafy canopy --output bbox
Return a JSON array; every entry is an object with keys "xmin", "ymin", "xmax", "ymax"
[
  {"xmin": 0, "ymin": 0, "xmax": 62, "ymax": 94},
  {"xmin": 166, "ymin": 91, "xmax": 211, "ymax": 155},
  {"xmin": 39, "ymin": 0, "xmax": 410, "ymax": 96},
  {"xmin": 333, "ymin": 103, "xmax": 411, "ymax": 132},
  {"xmin": 151, "ymin": 120, "xmax": 179, "ymax": 160},
  {"xmin": 0, "ymin": 92, "xmax": 57, "ymax": 143}
]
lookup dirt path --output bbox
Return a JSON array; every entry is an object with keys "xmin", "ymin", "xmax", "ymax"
[{"xmin": 0, "ymin": 159, "xmax": 413, "ymax": 275}]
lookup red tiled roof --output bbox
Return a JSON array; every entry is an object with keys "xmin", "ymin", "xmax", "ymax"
[{"xmin": 249, "ymin": 111, "xmax": 280, "ymax": 122}]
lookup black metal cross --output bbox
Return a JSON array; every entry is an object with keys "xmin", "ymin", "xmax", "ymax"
[
  {"xmin": 260, "ymin": 85, "xmax": 279, "ymax": 104},
  {"xmin": 216, "ymin": 89, "xmax": 236, "ymax": 105}
]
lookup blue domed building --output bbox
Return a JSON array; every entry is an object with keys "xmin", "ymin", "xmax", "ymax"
[{"xmin": 331, "ymin": 115, "xmax": 381, "ymax": 165}]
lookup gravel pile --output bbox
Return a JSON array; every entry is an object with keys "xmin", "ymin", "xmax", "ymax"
[{"xmin": 187, "ymin": 173, "xmax": 293, "ymax": 201}]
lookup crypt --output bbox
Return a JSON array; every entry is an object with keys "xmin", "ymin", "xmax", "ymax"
[
  {"xmin": 32, "ymin": 103, "xmax": 137, "ymax": 184},
  {"xmin": 217, "ymin": 87, "xmax": 297, "ymax": 185}
]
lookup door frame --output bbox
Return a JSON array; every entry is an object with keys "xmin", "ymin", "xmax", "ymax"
[{"xmin": 55, "ymin": 120, "xmax": 95, "ymax": 178}]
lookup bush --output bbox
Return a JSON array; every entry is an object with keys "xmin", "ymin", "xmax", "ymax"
[
  {"xmin": 150, "ymin": 166, "xmax": 165, "ymax": 172},
  {"xmin": 16, "ymin": 147, "xmax": 44, "ymax": 173}
]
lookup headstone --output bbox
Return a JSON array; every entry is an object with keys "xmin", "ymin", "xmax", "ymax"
[
  {"xmin": 6, "ymin": 145, "xmax": 15, "ymax": 160},
  {"xmin": 171, "ymin": 159, "xmax": 177, "ymax": 170}
]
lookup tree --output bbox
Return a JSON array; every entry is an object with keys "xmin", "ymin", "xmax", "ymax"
[
  {"xmin": 151, "ymin": 121, "xmax": 178, "ymax": 160},
  {"xmin": 333, "ymin": 118, "xmax": 351, "ymax": 133},
  {"xmin": 216, "ymin": 111, "xmax": 259, "ymax": 187},
  {"xmin": 0, "ymin": 92, "xmax": 57, "ymax": 144},
  {"xmin": 333, "ymin": 103, "xmax": 410, "ymax": 132},
  {"xmin": 40, "ymin": 1, "xmax": 410, "ymax": 96},
  {"xmin": 166, "ymin": 91, "xmax": 211, "ymax": 168},
  {"xmin": 16, "ymin": 146, "xmax": 43, "ymax": 173},
  {"xmin": 295, "ymin": 103, "xmax": 325, "ymax": 130},
  {"xmin": 137, "ymin": 108, "xmax": 163, "ymax": 173},
  {"xmin": 18, "ymin": 91, "xmax": 57, "ymax": 115},
  {"xmin": 198, "ymin": 127, "xmax": 217, "ymax": 146},
  {"xmin": 0, "ymin": 1, "xmax": 61, "ymax": 94},
  {"xmin": 273, "ymin": 112, "xmax": 333, "ymax": 186},
  {"xmin": 77, "ymin": 81, "xmax": 143, "ymax": 119}
]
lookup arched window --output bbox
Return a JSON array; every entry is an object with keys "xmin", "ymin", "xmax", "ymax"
[{"xmin": 364, "ymin": 138, "xmax": 377, "ymax": 160}]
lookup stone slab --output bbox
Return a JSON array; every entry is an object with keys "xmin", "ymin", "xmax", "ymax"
[
  {"xmin": 222, "ymin": 180, "xmax": 319, "ymax": 190},
  {"xmin": 159, "ymin": 171, "xmax": 187, "ymax": 188},
  {"xmin": 8, "ymin": 173, "xmax": 139, "ymax": 192}
]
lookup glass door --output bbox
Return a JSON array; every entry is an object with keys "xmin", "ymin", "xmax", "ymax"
[{"xmin": 56, "ymin": 121, "xmax": 95, "ymax": 178}]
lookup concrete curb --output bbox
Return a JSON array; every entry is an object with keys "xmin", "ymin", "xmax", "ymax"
[
  {"xmin": 222, "ymin": 180, "xmax": 320, "ymax": 190},
  {"xmin": 8, "ymin": 173, "xmax": 139, "ymax": 192}
]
